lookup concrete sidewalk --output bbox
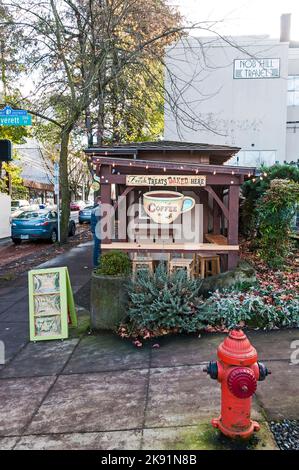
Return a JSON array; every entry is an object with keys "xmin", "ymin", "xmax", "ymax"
[
  {"xmin": 0, "ymin": 241, "xmax": 298, "ymax": 450},
  {"xmin": 0, "ymin": 241, "xmax": 93, "ymax": 366},
  {"xmin": 0, "ymin": 327, "xmax": 298, "ymax": 449}
]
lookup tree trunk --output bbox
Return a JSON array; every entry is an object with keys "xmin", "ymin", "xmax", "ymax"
[{"xmin": 59, "ymin": 128, "xmax": 71, "ymax": 243}]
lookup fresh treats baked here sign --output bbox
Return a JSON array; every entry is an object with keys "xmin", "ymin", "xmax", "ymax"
[{"xmin": 126, "ymin": 175, "xmax": 206, "ymax": 187}]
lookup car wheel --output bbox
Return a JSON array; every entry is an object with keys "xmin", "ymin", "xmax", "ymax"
[
  {"xmin": 12, "ymin": 238, "xmax": 22, "ymax": 245},
  {"xmin": 50, "ymin": 229, "xmax": 58, "ymax": 243},
  {"xmin": 69, "ymin": 222, "xmax": 76, "ymax": 237}
]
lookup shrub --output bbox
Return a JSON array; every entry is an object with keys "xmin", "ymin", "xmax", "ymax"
[
  {"xmin": 119, "ymin": 267, "xmax": 299, "ymax": 338},
  {"xmin": 201, "ymin": 286, "xmax": 299, "ymax": 330},
  {"xmin": 95, "ymin": 250, "xmax": 131, "ymax": 276},
  {"xmin": 125, "ymin": 263, "xmax": 205, "ymax": 336},
  {"xmin": 256, "ymin": 179, "xmax": 299, "ymax": 268},
  {"xmin": 241, "ymin": 163, "xmax": 299, "ymax": 237}
]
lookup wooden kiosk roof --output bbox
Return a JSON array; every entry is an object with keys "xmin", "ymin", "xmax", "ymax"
[{"xmin": 85, "ymin": 140, "xmax": 242, "ymax": 166}]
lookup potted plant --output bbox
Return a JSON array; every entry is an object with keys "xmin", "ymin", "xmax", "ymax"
[{"xmin": 90, "ymin": 250, "xmax": 131, "ymax": 330}]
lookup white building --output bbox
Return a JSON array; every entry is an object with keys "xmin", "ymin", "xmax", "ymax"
[{"xmin": 164, "ymin": 14, "xmax": 299, "ymax": 167}]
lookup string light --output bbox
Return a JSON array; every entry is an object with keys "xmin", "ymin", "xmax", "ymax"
[
  {"xmin": 248, "ymin": 172, "xmax": 251, "ymax": 177},
  {"xmin": 213, "ymin": 170, "xmax": 216, "ymax": 175},
  {"xmin": 112, "ymin": 163, "xmax": 115, "ymax": 167},
  {"xmin": 260, "ymin": 176, "xmax": 263, "ymax": 181},
  {"xmin": 129, "ymin": 162, "xmax": 132, "ymax": 166},
  {"xmin": 195, "ymin": 169, "xmax": 199, "ymax": 174},
  {"xmin": 232, "ymin": 171, "xmax": 235, "ymax": 175},
  {"xmin": 163, "ymin": 167, "xmax": 166, "ymax": 172},
  {"xmin": 180, "ymin": 166, "xmax": 184, "ymax": 170},
  {"xmin": 263, "ymin": 172, "xmax": 268, "ymax": 177},
  {"xmin": 230, "ymin": 180, "xmax": 234, "ymax": 184},
  {"xmin": 146, "ymin": 165, "xmax": 149, "ymax": 170},
  {"xmin": 252, "ymin": 178, "xmax": 256, "ymax": 182}
]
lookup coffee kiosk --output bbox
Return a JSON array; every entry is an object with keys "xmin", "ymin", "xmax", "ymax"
[{"xmin": 85, "ymin": 141, "xmax": 255, "ymax": 273}]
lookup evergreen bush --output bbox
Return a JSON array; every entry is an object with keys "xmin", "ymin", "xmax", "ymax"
[
  {"xmin": 126, "ymin": 264, "xmax": 205, "ymax": 334},
  {"xmin": 95, "ymin": 250, "xmax": 131, "ymax": 276},
  {"xmin": 241, "ymin": 163, "xmax": 299, "ymax": 237},
  {"xmin": 202, "ymin": 287, "xmax": 299, "ymax": 330},
  {"xmin": 119, "ymin": 266, "xmax": 299, "ymax": 338},
  {"xmin": 256, "ymin": 179, "xmax": 299, "ymax": 268}
]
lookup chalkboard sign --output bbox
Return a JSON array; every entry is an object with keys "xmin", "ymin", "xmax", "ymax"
[{"xmin": 28, "ymin": 267, "xmax": 77, "ymax": 341}]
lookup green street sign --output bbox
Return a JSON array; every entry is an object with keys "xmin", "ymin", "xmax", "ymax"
[{"xmin": 0, "ymin": 106, "xmax": 32, "ymax": 126}]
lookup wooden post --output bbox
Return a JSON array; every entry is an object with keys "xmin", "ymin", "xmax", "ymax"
[
  {"xmin": 200, "ymin": 190, "xmax": 209, "ymax": 241},
  {"xmin": 213, "ymin": 187, "xmax": 222, "ymax": 235},
  {"xmin": 227, "ymin": 185, "xmax": 240, "ymax": 270},
  {"xmin": 100, "ymin": 165, "xmax": 112, "ymax": 244}
]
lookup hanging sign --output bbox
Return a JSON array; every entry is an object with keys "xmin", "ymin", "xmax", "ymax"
[
  {"xmin": 28, "ymin": 267, "xmax": 77, "ymax": 341},
  {"xmin": 126, "ymin": 175, "xmax": 206, "ymax": 187},
  {"xmin": 143, "ymin": 190, "xmax": 195, "ymax": 224},
  {"xmin": 91, "ymin": 181, "xmax": 100, "ymax": 191},
  {"xmin": 0, "ymin": 106, "xmax": 32, "ymax": 126}
]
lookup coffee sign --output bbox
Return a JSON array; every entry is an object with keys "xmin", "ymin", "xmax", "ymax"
[
  {"xmin": 126, "ymin": 175, "xmax": 206, "ymax": 187},
  {"xmin": 143, "ymin": 191, "xmax": 195, "ymax": 224}
]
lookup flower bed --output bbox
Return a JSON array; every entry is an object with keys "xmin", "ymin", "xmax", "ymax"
[{"xmin": 118, "ymin": 261, "xmax": 299, "ymax": 341}]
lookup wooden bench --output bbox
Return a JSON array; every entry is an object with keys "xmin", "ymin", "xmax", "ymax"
[{"xmin": 204, "ymin": 234, "xmax": 228, "ymax": 245}]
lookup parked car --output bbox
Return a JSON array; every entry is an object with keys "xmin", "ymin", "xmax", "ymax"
[
  {"xmin": 11, "ymin": 209, "xmax": 76, "ymax": 244},
  {"xmin": 79, "ymin": 205, "xmax": 94, "ymax": 224},
  {"xmin": 70, "ymin": 200, "xmax": 86, "ymax": 211},
  {"xmin": 10, "ymin": 204, "xmax": 40, "ymax": 220},
  {"xmin": 11, "ymin": 200, "xmax": 30, "ymax": 213}
]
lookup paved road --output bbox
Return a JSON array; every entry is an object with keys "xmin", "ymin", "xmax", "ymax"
[{"xmin": 0, "ymin": 211, "xmax": 82, "ymax": 270}]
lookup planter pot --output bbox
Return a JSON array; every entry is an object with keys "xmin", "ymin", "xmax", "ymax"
[{"xmin": 90, "ymin": 272, "xmax": 129, "ymax": 330}]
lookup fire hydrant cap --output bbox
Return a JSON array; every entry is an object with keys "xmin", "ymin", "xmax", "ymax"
[
  {"xmin": 228, "ymin": 367, "xmax": 257, "ymax": 398},
  {"xmin": 217, "ymin": 329, "xmax": 258, "ymax": 366}
]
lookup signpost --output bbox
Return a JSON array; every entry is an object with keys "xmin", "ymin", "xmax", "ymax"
[
  {"xmin": 28, "ymin": 267, "xmax": 77, "ymax": 341},
  {"xmin": 54, "ymin": 161, "xmax": 60, "ymax": 243},
  {"xmin": 0, "ymin": 106, "xmax": 32, "ymax": 126}
]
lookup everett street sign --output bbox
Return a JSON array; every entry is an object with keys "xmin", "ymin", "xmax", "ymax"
[
  {"xmin": 126, "ymin": 175, "xmax": 206, "ymax": 187},
  {"xmin": 0, "ymin": 106, "xmax": 32, "ymax": 126}
]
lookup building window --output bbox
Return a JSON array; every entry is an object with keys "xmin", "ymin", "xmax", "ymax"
[{"xmin": 287, "ymin": 76, "xmax": 299, "ymax": 106}]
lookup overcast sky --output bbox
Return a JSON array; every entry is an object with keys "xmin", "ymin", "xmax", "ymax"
[{"xmin": 168, "ymin": 0, "xmax": 299, "ymax": 40}]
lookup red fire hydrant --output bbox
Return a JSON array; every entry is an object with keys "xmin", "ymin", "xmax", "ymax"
[{"xmin": 204, "ymin": 329, "xmax": 270, "ymax": 439}]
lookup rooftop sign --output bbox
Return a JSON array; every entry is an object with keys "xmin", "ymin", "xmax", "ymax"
[{"xmin": 233, "ymin": 58, "xmax": 280, "ymax": 79}]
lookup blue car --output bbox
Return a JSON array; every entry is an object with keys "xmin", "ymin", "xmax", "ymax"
[
  {"xmin": 11, "ymin": 209, "xmax": 76, "ymax": 244},
  {"xmin": 79, "ymin": 205, "xmax": 94, "ymax": 224}
]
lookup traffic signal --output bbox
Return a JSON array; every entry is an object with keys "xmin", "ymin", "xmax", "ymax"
[{"xmin": 0, "ymin": 140, "xmax": 12, "ymax": 161}]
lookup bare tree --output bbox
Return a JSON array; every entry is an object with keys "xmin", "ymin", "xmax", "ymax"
[{"xmin": 2, "ymin": 0, "xmax": 187, "ymax": 241}]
